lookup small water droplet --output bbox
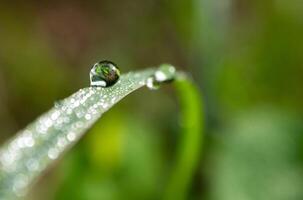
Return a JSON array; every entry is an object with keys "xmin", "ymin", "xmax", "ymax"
[
  {"xmin": 146, "ymin": 77, "xmax": 160, "ymax": 90},
  {"xmin": 102, "ymin": 103, "xmax": 109, "ymax": 109},
  {"xmin": 57, "ymin": 137, "xmax": 67, "ymax": 148},
  {"xmin": 85, "ymin": 114, "xmax": 92, "ymax": 120},
  {"xmin": 67, "ymin": 132, "xmax": 76, "ymax": 141},
  {"xmin": 26, "ymin": 159, "xmax": 39, "ymax": 171},
  {"xmin": 54, "ymin": 100, "xmax": 63, "ymax": 108},
  {"xmin": 154, "ymin": 64, "xmax": 176, "ymax": 82},
  {"xmin": 48, "ymin": 148, "xmax": 59, "ymax": 160},
  {"xmin": 24, "ymin": 136, "xmax": 34, "ymax": 147},
  {"xmin": 146, "ymin": 64, "xmax": 176, "ymax": 90},
  {"xmin": 51, "ymin": 111, "xmax": 60, "ymax": 120},
  {"xmin": 90, "ymin": 60, "xmax": 120, "ymax": 87}
]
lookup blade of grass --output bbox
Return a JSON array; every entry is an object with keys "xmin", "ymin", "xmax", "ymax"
[
  {"xmin": 0, "ymin": 69, "xmax": 155, "ymax": 199},
  {"xmin": 0, "ymin": 68, "xmax": 204, "ymax": 200}
]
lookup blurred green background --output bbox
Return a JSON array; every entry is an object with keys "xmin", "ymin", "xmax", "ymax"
[{"xmin": 0, "ymin": 1, "xmax": 303, "ymax": 199}]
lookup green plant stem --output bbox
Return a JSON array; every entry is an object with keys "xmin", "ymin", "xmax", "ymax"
[{"xmin": 164, "ymin": 74, "xmax": 204, "ymax": 200}]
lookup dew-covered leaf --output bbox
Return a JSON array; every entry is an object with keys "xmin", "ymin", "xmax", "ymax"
[
  {"xmin": 0, "ymin": 68, "xmax": 156, "ymax": 199},
  {"xmin": 0, "ymin": 66, "xmax": 203, "ymax": 200}
]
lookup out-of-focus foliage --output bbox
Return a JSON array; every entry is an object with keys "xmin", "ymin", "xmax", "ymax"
[
  {"xmin": 210, "ymin": 108, "xmax": 303, "ymax": 200},
  {"xmin": 0, "ymin": 0, "xmax": 302, "ymax": 199},
  {"xmin": 55, "ymin": 111, "xmax": 166, "ymax": 200}
]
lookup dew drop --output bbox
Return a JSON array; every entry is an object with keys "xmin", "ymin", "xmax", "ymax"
[
  {"xmin": 26, "ymin": 159, "xmax": 39, "ymax": 171},
  {"xmin": 57, "ymin": 137, "xmax": 67, "ymax": 148},
  {"xmin": 48, "ymin": 148, "xmax": 59, "ymax": 160},
  {"xmin": 154, "ymin": 64, "xmax": 176, "ymax": 83},
  {"xmin": 67, "ymin": 132, "xmax": 76, "ymax": 141},
  {"xmin": 146, "ymin": 77, "xmax": 160, "ymax": 90},
  {"xmin": 54, "ymin": 100, "xmax": 63, "ymax": 108},
  {"xmin": 24, "ymin": 136, "xmax": 34, "ymax": 147},
  {"xmin": 51, "ymin": 111, "xmax": 60, "ymax": 120},
  {"xmin": 90, "ymin": 60, "xmax": 120, "ymax": 87},
  {"xmin": 85, "ymin": 114, "xmax": 92, "ymax": 120},
  {"xmin": 146, "ymin": 64, "xmax": 176, "ymax": 90}
]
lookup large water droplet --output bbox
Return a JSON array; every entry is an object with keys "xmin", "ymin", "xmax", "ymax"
[
  {"xmin": 146, "ymin": 64, "xmax": 176, "ymax": 90},
  {"xmin": 90, "ymin": 60, "xmax": 120, "ymax": 87}
]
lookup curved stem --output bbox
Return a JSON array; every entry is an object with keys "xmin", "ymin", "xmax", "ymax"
[{"xmin": 164, "ymin": 74, "xmax": 204, "ymax": 200}]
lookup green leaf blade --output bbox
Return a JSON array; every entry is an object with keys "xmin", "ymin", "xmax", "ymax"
[{"xmin": 0, "ymin": 69, "xmax": 155, "ymax": 199}]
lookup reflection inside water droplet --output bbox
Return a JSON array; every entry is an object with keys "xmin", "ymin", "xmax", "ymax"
[{"xmin": 90, "ymin": 60, "xmax": 121, "ymax": 87}]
